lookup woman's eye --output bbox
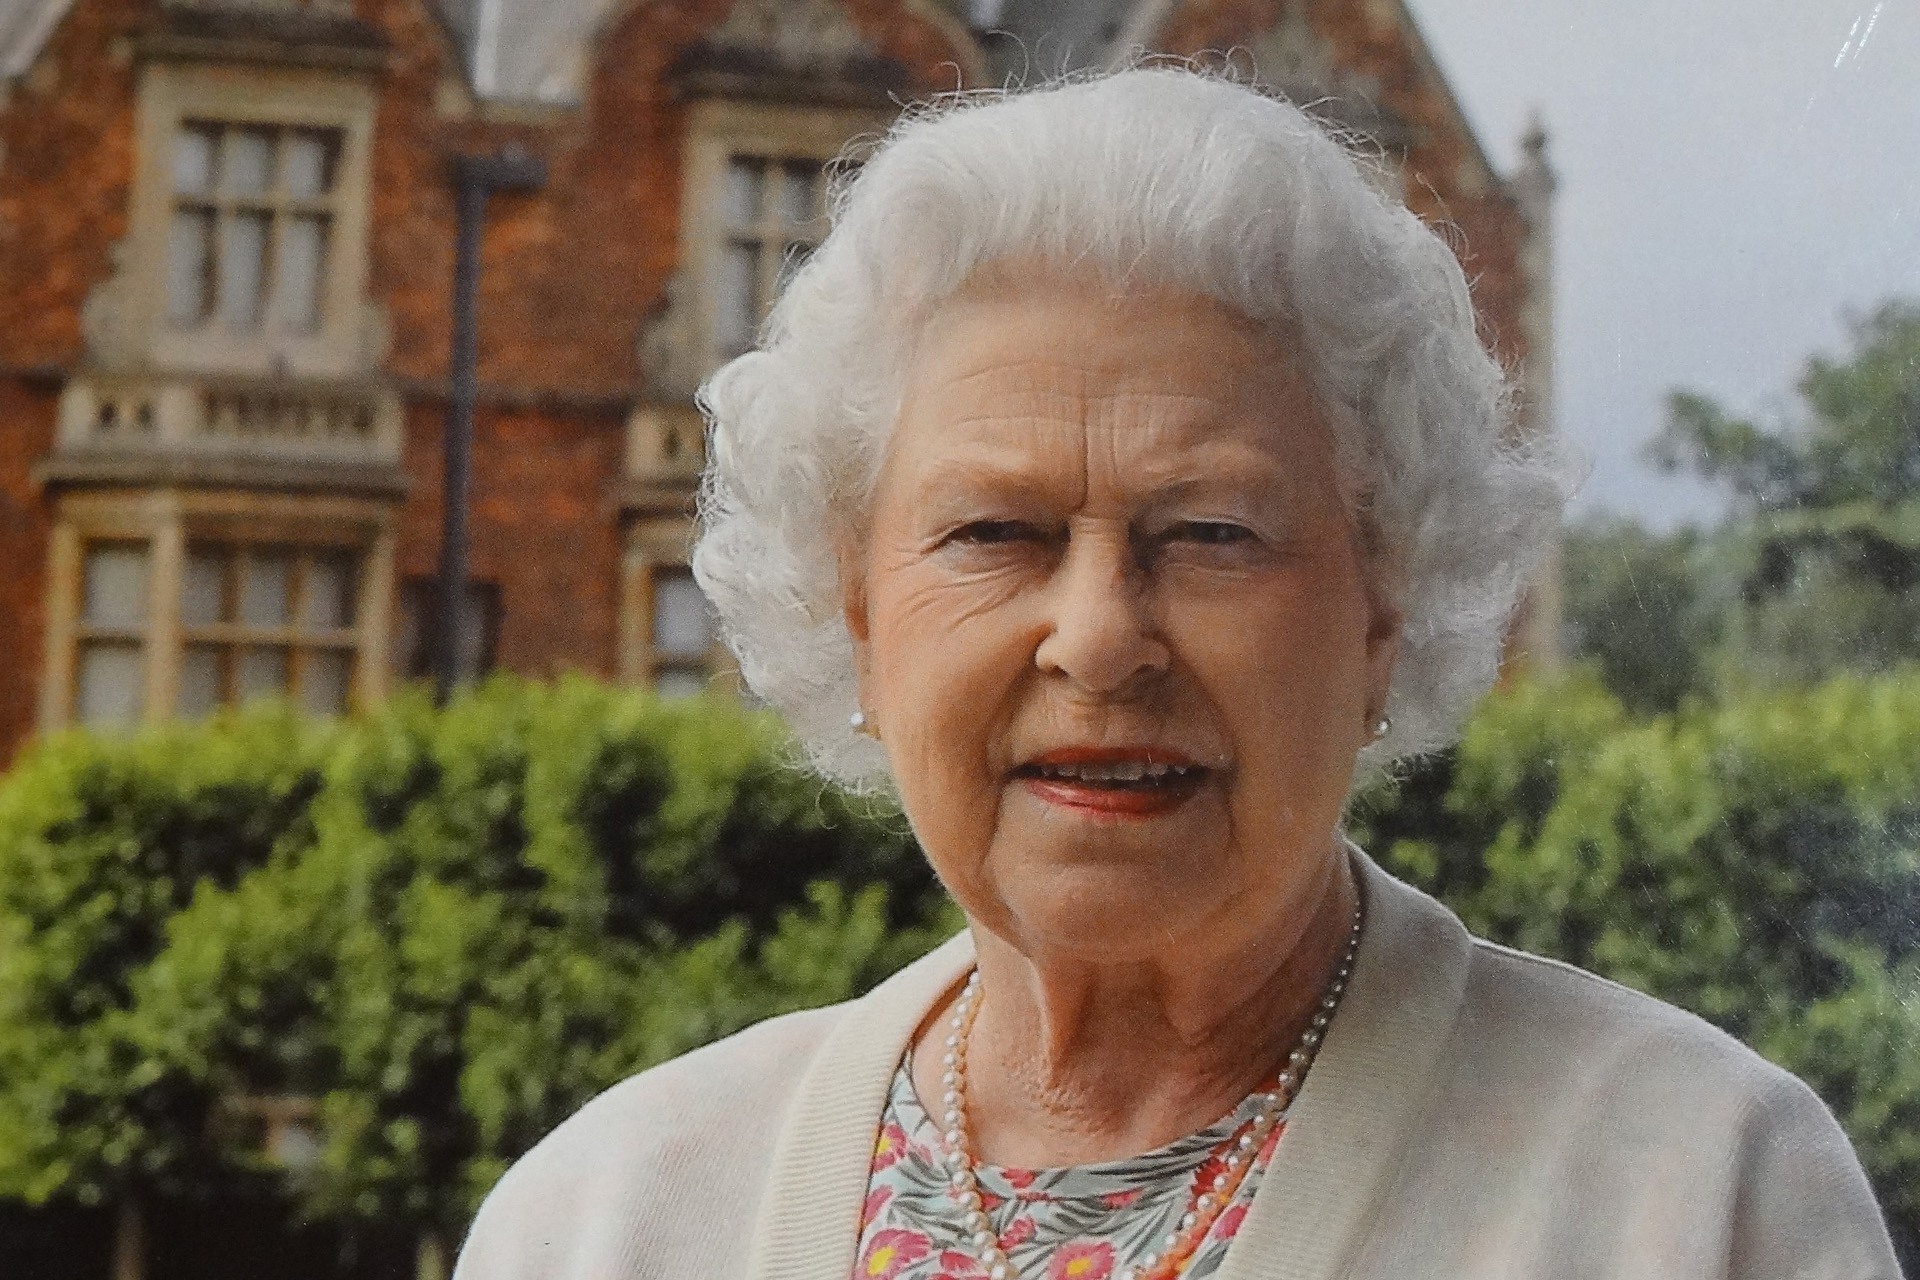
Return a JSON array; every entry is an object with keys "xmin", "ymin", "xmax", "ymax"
[
  {"xmin": 948, "ymin": 520, "xmax": 1044, "ymax": 545},
  {"xmin": 1168, "ymin": 521, "xmax": 1256, "ymax": 546}
]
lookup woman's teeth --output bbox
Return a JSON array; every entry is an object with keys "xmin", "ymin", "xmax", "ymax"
[{"xmin": 1030, "ymin": 761, "xmax": 1200, "ymax": 784}]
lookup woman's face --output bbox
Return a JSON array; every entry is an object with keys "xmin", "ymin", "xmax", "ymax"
[{"xmin": 845, "ymin": 272, "xmax": 1398, "ymax": 963}]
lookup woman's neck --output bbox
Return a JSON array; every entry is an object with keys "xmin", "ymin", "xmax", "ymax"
[{"xmin": 911, "ymin": 845, "xmax": 1358, "ymax": 1168}]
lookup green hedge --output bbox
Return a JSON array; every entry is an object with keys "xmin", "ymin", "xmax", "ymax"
[
  {"xmin": 0, "ymin": 679, "xmax": 953, "ymax": 1239},
  {"xmin": 0, "ymin": 671, "xmax": 1914, "ymax": 1257}
]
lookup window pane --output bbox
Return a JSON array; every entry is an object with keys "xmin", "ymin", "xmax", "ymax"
[
  {"xmin": 237, "ymin": 646, "xmax": 289, "ymax": 702},
  {"xmin": 222, "ymin": 128, "xmax": 273, "ymax": 195},
  {"xmin": 300, "ymin": 649, "xmax": 352, "ymax": 716},
  {"xmin": 240, "ymin": 551, "xmax": 292, "ymax": 628},
  {"xmin": 166, "ymin": 209, "xmax": 215, "ymax": 326},
  {"xmin": 653, "ymin": 666, "xmax": 707, "ymax": 700},
  {"xmin": 722, "ymin": 158, "xmax": 763, "ymax": 228},
  {"xmin": 173, "ymin": 125, "xmax": 217, "ymax": 195},
  {"xmin": 178, "ymin": 645, "xmax": 224, "ymax": 718},
  {"xmin": 303, "ymin": 553, "xmax": 356, "ymax": 631},
  {"xmin": 651, "ymin": 569, "xmax": 713, "ymax": 659},
  {"xmin": 219, "ymin": 211, "xmax": 270, "ymax": 331},
  {"xmin": 714, "ymin": 241, "xmax": 758, "ymax": 357},
  {"xmin": 278, "ymin": 214, "xmax": 330, "ymax": 333},
  {"xmin": 77, "ymin": 642, "xmax": 144, "ymax": 727},
  {"xmin": 777, "ymin": 163, "xmax": 818, "ymax": 229},
  {"xmin": 83, "ymin": 545, "xmax": 150, "ymax": 629},
  {"xmin": 283, "ymin": 130, "xmax": 338, "ymax": 198},
  {"xmin": 395, "ymin": 579, "xmax": 496, "ymax": 680},
  {"xmin": 181, "ymin": 549, "xmax": 228, "ymax": 628}
]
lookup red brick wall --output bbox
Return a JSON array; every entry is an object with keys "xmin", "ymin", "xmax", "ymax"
[
  {"xmin": 370, "ymin": 0, "xmax": 976, "ymax": 395},
  {"xmin": 0, "ymin": 379, "xmax": 58, "ymax": 761},
  {"xmin": 395, "ymin": 400, "xmax": 625, "ymax": 678},
  {"xmin": 0, "ymin": 0, "xmax": 153, "ymax": 760},
  {"xmin": 364, "ymin": 0, "xmax": 976, "ymax": 690},
  {"xmin": 0, "ymin": 0, "xmax": 147, "ymax": 367}
]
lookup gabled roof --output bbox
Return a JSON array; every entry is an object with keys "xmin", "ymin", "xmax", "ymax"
[{"xmin": 0, "ymin": 0, "xmax": 1506, "ymax": 191}]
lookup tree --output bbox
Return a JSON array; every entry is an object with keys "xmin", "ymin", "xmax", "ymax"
[
  {"xmin": 1644, "ymin": 300, "xmax": 1920, "ymax": 688},
  {"xmin": 1559, "ymin": 520, "xmax": 1724, "ymax": 713},
  {"xmin": 0, "ymin": 679, "xmax": 954, "ymax": 1277},
  {"xmin": 1652, "ymin": 301, "xmax": 1920, "ymax": 511},
  {"xmin": 0, "ymin": 709, "xmax": 333, "ymax": 1274}
]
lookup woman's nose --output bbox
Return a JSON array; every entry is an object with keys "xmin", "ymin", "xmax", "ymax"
[{"xmin": 1032, "ymin": 528, "xmax": 1171, "ymax": 694}]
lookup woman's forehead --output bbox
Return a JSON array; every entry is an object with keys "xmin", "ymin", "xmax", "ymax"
[
  {"xmin": 887, "ymin": 280, "xmax": 1335, "ymax": 498},
  {"xmin": 882, "ymin": 385, "xmax": 1341, "ymax": 519}
]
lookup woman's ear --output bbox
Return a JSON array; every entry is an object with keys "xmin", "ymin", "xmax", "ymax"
[
  {"xmin": 1364, "ymin": 598, "xmax": 1402, "ymax": 725},
  {"xmin": 839, "ymin": 540, "xmax": 874, "ymax": 693}
]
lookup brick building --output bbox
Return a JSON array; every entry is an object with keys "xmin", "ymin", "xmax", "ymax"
[{"xmin": 0, "ymin": 0, "xmax": 1556, "ymax": 768}]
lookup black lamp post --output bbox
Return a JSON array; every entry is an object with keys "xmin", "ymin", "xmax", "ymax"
[{"xmin": 433, "ymin": 147, "xmax": 546, "ymax": 705}]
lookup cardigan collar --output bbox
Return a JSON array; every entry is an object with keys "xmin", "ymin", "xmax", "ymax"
[{"xmin": 743, "ymin": 849, "xmax": 1475, "ymax": 1280}]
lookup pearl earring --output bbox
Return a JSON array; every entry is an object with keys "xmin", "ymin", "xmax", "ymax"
[
  {"xmin": 1370, "ymin": 714, "xmax": 1392, "ymax": 741},
  {"xmin": 850, "ymin": 710, "xmax": 877, "ymax": 738}
]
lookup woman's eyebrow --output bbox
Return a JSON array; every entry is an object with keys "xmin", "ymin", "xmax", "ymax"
[
  {"xmin": 1136, "ymin": 472, "xmax": 1291, "ymax": 507},
  {"xmin": 905, "ymin": 450, "xmax": 1077, "ymax": 501}
]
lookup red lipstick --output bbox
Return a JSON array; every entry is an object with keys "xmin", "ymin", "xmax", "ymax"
[{"xmin": 1012, "ymin": 746, "xmax": 1210, "ymax": 819}]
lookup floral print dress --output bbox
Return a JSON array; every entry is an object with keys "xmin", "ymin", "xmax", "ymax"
[{"xmin": 853, "ymin": 1056, "xmax": 1287, "ymax": 1280}]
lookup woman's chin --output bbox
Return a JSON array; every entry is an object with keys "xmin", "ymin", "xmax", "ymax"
[{"xmin": 984, "ymin": 860, "xmax": 1225, "ymax": 960}]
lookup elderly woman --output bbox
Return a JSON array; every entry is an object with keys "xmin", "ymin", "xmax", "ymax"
[{"xmin": 454, "ymin": 69, "xmax": 1898, "ymax": 1280}]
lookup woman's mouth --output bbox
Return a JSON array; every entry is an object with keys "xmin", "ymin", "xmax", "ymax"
[{"xmin": 1011, "ymin": 748, "xmax": 1211, "ymax": 817}]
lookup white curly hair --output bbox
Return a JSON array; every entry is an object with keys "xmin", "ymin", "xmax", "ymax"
[{"xmin": 693, "ymin": 65, "xmax": 1570, "ymax": 791}]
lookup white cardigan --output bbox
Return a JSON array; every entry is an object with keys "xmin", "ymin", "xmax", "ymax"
[{"xmin": 452, "ymin": 853, "xmax": 1902, "ymax": 1279}]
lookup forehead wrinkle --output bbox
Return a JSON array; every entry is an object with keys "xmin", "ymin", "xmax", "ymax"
[{"xmin": 901, "ymin": 393, "xmax": 1320, "ymax": 516}]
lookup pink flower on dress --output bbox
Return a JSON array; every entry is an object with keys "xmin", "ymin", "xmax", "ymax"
[
  {"xmin": 1216, "ymin": 1204, "xmax": 1249, "ymax": 1240},
  {"xmin": 1046, "ymin": 1240, "xmax": 1115, "ymax": 1280},
  {"xmin": 872, "ymin": 1123, "xmax": 911, "ymax": 1172},
  {"xmin": 999, "ymin": 1216, "xmax": 1037, "ymax": 1250},
  {"xmin": 1258, "ymin": 1119, "xmax": 1286, "ymax": 1162},
  {"xmin": 979, "ymin": 1190, "xmax": 1005, "ymax": 1212},
  {"xmin": 862, "ymin": 1186, "xmax": 892, "ymax": 1227},
  {"xmin": 1003, "ymin": 1167, "xmax": 1037, "ymax": 1189},
  {"xmin": 935, "ymin": 1250, "xmax": 987, "ymax": 1279},
  {"xmin": 860, "ymin": 1228, "xmax": 931, "ymax": 1279},
  {"xmin": 1099, "ymin": 1188, "xmax": 1142, "ymax": 1210}
]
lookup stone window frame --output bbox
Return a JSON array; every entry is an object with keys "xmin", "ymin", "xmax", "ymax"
[
  {"xmin": 39, "ymin": 488, "xmax": 396, "ymax": 731},
  {"xmin": 677, "ymin": 99, "xmax": 895, "ymax": 383},
  {"xmin": 126, "ymin": 60, "xmax": 379, "ymax": 379},
  {"xmin": 617, "ymin": 517, "xmax": 730, "ymax": 698}
]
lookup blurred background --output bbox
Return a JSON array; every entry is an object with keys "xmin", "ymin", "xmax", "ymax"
[{"xmin": 0, "ymin": 0, "xmax": 1914, "ymax": 1276}]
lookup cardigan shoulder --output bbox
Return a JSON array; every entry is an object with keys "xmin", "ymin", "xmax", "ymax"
[
  {"xmin": 521, "ymin": 997, "xmax": 845, "ymax": 1172},
  {"xmin": 1398, "ymin": 934, "xmax": 1903, "ymax": 1277},
  {"xmin": 453, "ymin": 1000, "xmax": 847, "ymax": 1280},
  {"xmin": 452, "ymin": 931, "xmax": 974, "ymax": 1280},
  {"xmin": 1460, "ymin": 934, "xmax": 1819, "ymax": 1104}
]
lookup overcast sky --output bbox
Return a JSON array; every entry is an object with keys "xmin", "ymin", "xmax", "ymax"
[{"xmin": 1406, "ymin": 0, "xmax": 1920, "ymax": 528}]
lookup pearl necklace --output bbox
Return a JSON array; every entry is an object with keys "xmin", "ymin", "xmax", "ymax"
[{"xmin": 933, "ymin": 895, "xmax": 1364, "ymax": 1280}]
